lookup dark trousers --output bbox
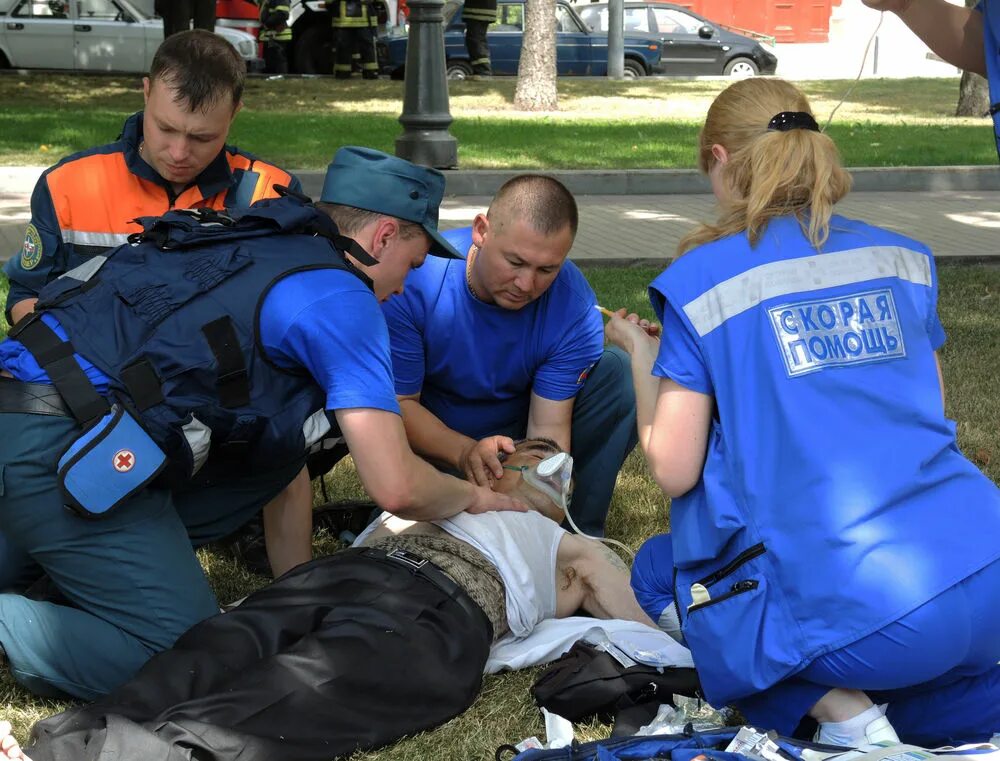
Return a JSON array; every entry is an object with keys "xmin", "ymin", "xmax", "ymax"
[
  {"xmin": 334, "ymin": 26, "xmax": 378, "ymax": 79},
  {"xmin": 158, "ymin": 0, "xmax": 215, "ymax": 36},
  {"xmin": 26, "ymin": 550, "xmax": 493, "ymax": 761},
  {"xmin": 263, "ymin": 39, "xmax": 290, "ymax": 73},
  {"xmin": 464, "ymin": 19, "xmax": 492, "ymax": 74}
]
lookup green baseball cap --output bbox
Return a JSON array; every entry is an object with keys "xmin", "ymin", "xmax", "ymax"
[{"xmin": 320, "ymin": 146, "xmax": 461, "ymax": 259}]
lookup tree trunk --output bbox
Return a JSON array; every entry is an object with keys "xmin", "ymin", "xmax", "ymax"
[
  {"xmin": 956, "ymin": 0, "xmax": 989, "ymax": 116},
  {"xmin": 956, "ymin": 69, "xmax": 989, "ymax": 116},
  {"xmin": 514, "ymin": 0, "xmax": 558, "ymax": 111}
]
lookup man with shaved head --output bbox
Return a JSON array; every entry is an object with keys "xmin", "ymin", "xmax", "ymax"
[{"xmin": 382, "ymin": 175, "xmax": 638, "ymax": 537}]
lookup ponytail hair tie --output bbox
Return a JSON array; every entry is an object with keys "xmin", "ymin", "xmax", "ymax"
[{"xmin": 767, "ymin": 112, "xmax": 820, "ymax": 132}]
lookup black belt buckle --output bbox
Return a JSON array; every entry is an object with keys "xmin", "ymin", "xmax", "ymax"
[{"xmin": 385, "ymin": 548, "xmax": 428, "ymax": 572}]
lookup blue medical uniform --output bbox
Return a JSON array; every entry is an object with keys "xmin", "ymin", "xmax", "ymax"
[
  {"xmin": 633, "ymin": 215, "xmax": 1000, "ymax": 744},
  {"xmin": 980, "ymin": 1, "xmax": 1000, "ymax": 159},
  {"xmin": 381, "ymin": 226, "xmax": 637, "ymax": 535},
  {"xmin": 0, "ymin": 269, "xmax": 397, "ymax": 700}
]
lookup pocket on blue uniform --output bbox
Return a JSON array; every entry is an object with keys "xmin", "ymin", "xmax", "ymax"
[{"xmin": 682, "ymin": 553, "xmax": 804, "ymax": 706}]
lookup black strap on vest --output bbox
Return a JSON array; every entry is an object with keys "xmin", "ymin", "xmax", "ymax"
[
  {"xmin": 120, "ymin": 357, "xmax": 165, "ymax": 412},
  {"xmin": 8, "ymin": 314, "xmax": 110, "ymax": 425},
  {"xmin": 201, "ymin": 316, "xmax": 252, "ymax": 409}
]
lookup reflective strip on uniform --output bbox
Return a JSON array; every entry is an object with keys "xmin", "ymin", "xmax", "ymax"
[
  {"xmin": 60, "ymin": 230, "xmax": 131, "ymax": 248},
  {"xmin": 58, "ymin": 255, "xmax": 108, "ymax": 283},
  {"xmin": 463, "ymin": 8, "xmax": 497, "ymax": 21},
  {"xmin": 681, "ymin": 245, "xmax": 933, "ymax": 337}
]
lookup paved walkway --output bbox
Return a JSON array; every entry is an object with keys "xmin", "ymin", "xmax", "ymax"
[
  {"xmin": 432, "ymin": 191, "xmax": 999, "ymax": 264},
  {"xmin": 1, "ymin": 169, "xmax": 997, "ymax": 264}
]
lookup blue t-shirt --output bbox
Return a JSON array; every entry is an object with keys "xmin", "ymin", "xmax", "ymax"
[
  {"xmin": 0, "ymin": 269, "xmax": 399, "ymax": 416},
  {"xmin": 381, "ymin": 227, "xmax": 604, "ymax": 439}
]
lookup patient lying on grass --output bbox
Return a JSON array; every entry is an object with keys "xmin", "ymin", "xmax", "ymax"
[{"xmin": 1, "ymin": 439, "xmax": 667, "ymax": 761}]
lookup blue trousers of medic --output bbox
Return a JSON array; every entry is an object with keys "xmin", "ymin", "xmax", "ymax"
[{"xmin": 632, "ymin": 535, "xmax": 1000, "ymax": 747}]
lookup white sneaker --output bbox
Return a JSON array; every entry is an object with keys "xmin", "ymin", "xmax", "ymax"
[
  {"xmin": 863, "ymin": 715, "xmax": 900, "ymax": 745},
  {"xmin": 814, "ymin": 713, "xmax": 901, "ymax": 747}
]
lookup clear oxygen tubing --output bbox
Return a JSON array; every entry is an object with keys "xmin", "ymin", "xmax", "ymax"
[
  {"xmin": 516, "ymin": 452, "xmax": 636, "ymax": 560},
  {"xmin": 823, "ymin": 11, "xmax": 885, "ymax": 132}
]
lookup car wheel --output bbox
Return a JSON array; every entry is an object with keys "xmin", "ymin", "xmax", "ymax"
[
  {"xmin": 293, "ymin": 24, "xmax": 334, "ymax": 75},
  {"xmin": 447, "ymin": 61, "xmax": 473, "ymax": 80},
  {"xmin": 623, "ymin": 59, "xmax": 645, "ymax": 78},
  {"xmin": 390, "ymin": 65, "xmax": 405, "ymax": 81},
  {"xmin": 724, "ymin": 57, "xmax": 758, "ymax": 78}
]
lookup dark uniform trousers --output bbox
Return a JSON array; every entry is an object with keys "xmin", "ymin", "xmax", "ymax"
[
  {"xmin": 259, "ymin": 0, "xmax": 292, "ymax": 74},
  {"xmin": 157, "ymin": 0, "xmax": 216, "ymax": 36},
  {"xmin": 461, "ymin": 0, "xmax": 496, "ymax": 75},
  {"xmin": 332, "ymin": 0, "xmax": 379, "ymax": 79}
]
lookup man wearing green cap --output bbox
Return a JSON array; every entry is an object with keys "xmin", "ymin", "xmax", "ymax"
[{"xmin": 0, "ymin": 147, "xmax": 524, "ymax": 702}]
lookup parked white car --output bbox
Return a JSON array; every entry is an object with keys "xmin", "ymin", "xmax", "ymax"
[{"xmin": 0, "ymin": 0, "xmax": 260, "ymax": 72}]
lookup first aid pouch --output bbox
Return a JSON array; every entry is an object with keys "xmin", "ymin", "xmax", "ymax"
[{"xmin": 57, "ymin": 403, "xmax": 167, "ymax": 518}]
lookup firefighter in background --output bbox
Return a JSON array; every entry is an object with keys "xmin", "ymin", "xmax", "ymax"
[
  {"xmin": 330, "ymin": 0, "xmax": 380, "ymax": 79},
  {"xmin": 259, "ymin": 0, "xmax": 292, "ymax": 73},
  {"xmin": 461, "ymin": 0, "xmax": 496, "ymax": 76},
  {"xmin": 155, "ymin": 0, "xmax": 215, "ymax": 37}
]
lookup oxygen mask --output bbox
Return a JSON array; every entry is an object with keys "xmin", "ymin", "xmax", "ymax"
[
  {"xmin": 505, "ymin": 451, "xmax": 574, "ymax": 515},
  {"xmin": 503, "ymin": 450, "xmax": 634, "ymax": 559}
]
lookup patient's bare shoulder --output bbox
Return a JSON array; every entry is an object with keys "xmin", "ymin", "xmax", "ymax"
[{"xmin": 553, "ymin": 534, "xmax": 653, "ymax": 625}]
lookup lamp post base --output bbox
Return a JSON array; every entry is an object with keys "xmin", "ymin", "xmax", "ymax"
[{"xmin": 396, "ymin": 129, "xmax": 458, "ymax": 169}]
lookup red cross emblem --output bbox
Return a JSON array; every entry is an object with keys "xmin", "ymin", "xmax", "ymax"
[{"xmin": 113, "ymin": 449, "xmax": 135, "ymax": 473}]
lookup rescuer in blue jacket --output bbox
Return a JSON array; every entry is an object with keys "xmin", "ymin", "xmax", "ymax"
[
  {"xmin": 0, "ymin": 147, "xmax": 523, "ymax": 702},
  {"xmin": 608, "ymin": 78, "xmax": 1000, "ymax": 748}
]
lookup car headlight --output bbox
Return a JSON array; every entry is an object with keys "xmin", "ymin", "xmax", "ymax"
[{"xmin": 238, "ymin": 39, "xmax": 256, "ymax": 57}]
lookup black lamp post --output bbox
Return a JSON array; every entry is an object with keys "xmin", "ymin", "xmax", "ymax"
[{"xmin": 395, "ymin": 0, "xmax": 459, "ymax": 168}]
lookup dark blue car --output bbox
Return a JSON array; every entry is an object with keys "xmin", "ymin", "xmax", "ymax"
[{"xmin": 378, "ymin": 0, "xmax": 666, "ymax": 79}]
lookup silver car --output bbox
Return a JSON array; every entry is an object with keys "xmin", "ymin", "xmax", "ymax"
[{"xmin": 0, "ymin": 0, "xmax": 260, "ymax": 72}]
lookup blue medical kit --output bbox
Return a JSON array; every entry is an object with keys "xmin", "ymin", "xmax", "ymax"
[{"xmin": 57, "ymin": 403, "xmax": 167, "ymax": 518}]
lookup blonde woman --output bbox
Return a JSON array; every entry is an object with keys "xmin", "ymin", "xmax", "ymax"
[{"xmin": 608, "ymin": 78, "xmax": 1000, "ymax": 747}]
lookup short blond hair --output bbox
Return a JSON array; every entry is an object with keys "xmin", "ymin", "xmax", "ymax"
[{"xmin": 678, "ymin": 78, "xmax": 852, "ymax": 256}]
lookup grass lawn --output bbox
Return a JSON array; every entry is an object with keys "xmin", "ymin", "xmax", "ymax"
[
  {"xmin": 1, "ymin": 262, "xmax": 999, "ymax": 758},
  {"xmin": 0, "ymin": 75, "xmax": 994, "ymax": 168}
]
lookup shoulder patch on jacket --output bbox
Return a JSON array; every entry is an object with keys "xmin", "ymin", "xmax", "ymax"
[{"xmin": 21, "ymin": 223, "xmax": 43, "ymax": 270}]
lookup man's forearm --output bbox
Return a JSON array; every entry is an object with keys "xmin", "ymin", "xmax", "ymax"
[
  {"xmin": 400, "ymin": 398, "xmax": 476, "ymax": 469},
  {"xmin": 389, "ymin": 457, "xmax": 482, "ymax": 521},
  {"xmin": 898, "ymin": 0, "xmax": 986, "ymax": 76}
]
